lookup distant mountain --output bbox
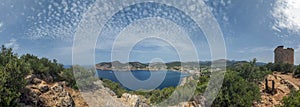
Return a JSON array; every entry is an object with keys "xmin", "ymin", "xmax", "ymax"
[
  {"xmin": 95, "ymin": 60, "xmax": 267, "ymax": 70},
  {"xmin": 95, "ymin": 61, "xmax": 148, "ymax": 70}
]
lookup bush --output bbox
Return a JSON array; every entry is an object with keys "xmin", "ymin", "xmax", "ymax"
[
  {"xmin": 293, "ymin": 65, "xmax": 300, "ymax": 78},
  {"xmin": 73, "ymin": 65, "xmax": 98, "ymax": 91},
  {"xmin": 20, "ymin": 54, "xmax": 64, "ymax": 81},
  {"xmin": 234, "ymin": 59, "xmax": 272, "ymax": 82},
  {"xmin": 212, "ymin": 71, "xmax": 260, "ymax": 107},
  {"xmin": 60, "ymin": 68, "xmax": 78, "ymax": 89},
  {"xmin": 271, "ymin": 63, "xmax": 295, "ymax": 74},
  {"xmin": 0, "ymin": 46, "xmax": 29, "ymax": 106},
  {"xmin": 102, "ymin": 79, "xmax": 127, "ymax": 98},
  {"xmin": 282, "ymin": 90, "xmax": 300, "ymax": 107}
]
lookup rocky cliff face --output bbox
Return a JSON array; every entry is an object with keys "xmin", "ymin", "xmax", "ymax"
[
  {"xmin": 80, "ymin": 81, "xmax": 149, "ymax": 107},
  {"xmin": 20, "ymin": 74, "xmax": 149, "ymax": 107},
  {"xmin": 20, "ymin": 74, "xmax": 88, "ymax": 107}
]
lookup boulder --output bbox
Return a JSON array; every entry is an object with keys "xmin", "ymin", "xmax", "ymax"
[
  {"xmin": 51, "ymin": 83, "xmax": 64, "ymax": 93},
  {"xmin": 25, "ymin": 74, "xmax": 37, "ymax": 83},
  {"xmin": 32, "ymin": 78, "xmax": 42, "ymax": 84},
  {"xmin": 38, "ymin": 84, "xmax": 49, "ymax": 93},
  {"xmin": 22, "ymin": 81, "xmax": 75, "ymax": 107},
  {"xmin": 121, "ymin": 93, "xmax": 149, "ymax": 107}
]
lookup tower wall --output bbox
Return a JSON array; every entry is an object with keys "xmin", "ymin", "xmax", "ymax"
[{"xmin": 274, "ymin": 46, "xmax": 294, "ymax": 65}]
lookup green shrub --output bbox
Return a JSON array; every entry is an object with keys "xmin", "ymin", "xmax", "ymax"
[
  {"xmin": 212, "ymin": 71, "xmax": 260, "ymax": 107},
  {"xmin": 60, "ymin": 68, "xmax": 78, "ymax": 89},
  {"xmin": 73, "ymin": 65, "xmax": 97, "ymax": 91},
  {"xmin": 270, "ymin": 63, "xmax": 295, "ymax": 74},
  {"xmin": 102, "ymin": 79, "xmax": 127, "ymax": 98},
  {"xmin": 0, "ymin": 46, "xmax": 29, "ymax": 106},
  {"xmin": 293, "ymin": 65, "xmax": 300, "ymax": 77},
  {"xmin": 282, "ymin": 90, "xmax": 300, "ymax": 107}
]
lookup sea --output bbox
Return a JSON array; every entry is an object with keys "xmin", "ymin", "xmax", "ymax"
[{"xmin": 97, "ymin": 70, "xmax": 190, "ymax": 90}]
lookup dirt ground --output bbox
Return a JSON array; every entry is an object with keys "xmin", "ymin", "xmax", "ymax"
[{"xmin": 255, "ymin": 72, "xmax": 300, "ymax": 107}]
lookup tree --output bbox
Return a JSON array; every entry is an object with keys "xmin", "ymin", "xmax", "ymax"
[
  {"xmin": 234, "ymin": 59, "xmax": 271, "ymax": 82},
  {"xmin": 0, "ymin": 46, "xmax": 29, "ymax": 106},
  {"xmin": 212, "ymin": 71, "xmax": 260, "ymax": 107}
]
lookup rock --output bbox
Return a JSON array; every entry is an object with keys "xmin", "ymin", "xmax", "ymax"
[
  {"xmin": 45, "ymin": 75, "xmax": 54, "ymax": 83},
  {"xmin": 108, "ymin": 90, "xmax": 116, "ymax": 96},
  {"xmin": 121, "ymin": 93, "xmax": 149, "ymax": 107},
  {"xmin": 51, "ymin": 83, "xmax": 63, "ymax": 93},
  {"xmin": 193, "ymin": 95, "xmax": 206, "ymax": 106},
  {"xmin": 38, "ymin": 84, "xmax": 49, "ymax": 93},
  {"xmin": 25, "ymin": 74, "xmax": 37, "ymax": 83},
  {"xmin": 32, "ymin": 78, "xmax": 42, "ymax": 84},
  {"xmin": 22, "ymin": 81, "xmax": 75, "ymax": 107}
]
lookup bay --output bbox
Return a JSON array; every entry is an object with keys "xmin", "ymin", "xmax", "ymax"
[{"xmin": 97, "ymin": 70, "xmax": 190, "ymax": 90}]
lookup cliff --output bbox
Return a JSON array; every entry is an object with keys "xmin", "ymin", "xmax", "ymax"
[{"xmin": 20, "ymin": 73, "xmax": 148, "ymax": 107}]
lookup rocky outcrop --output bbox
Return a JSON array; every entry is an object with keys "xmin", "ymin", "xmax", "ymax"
[
  {"xmin": 120, "ymin": 93, "xmax": 149, "ymax": 107},
  {"xmin": 21, "ymin": 74, "xmax": 88, "ymax": 107},
  {"xmin": 80, "ymin": 81, "xmax": 150, "ymax": 107},
  {"xmin": 256, "ymin": 72, "xmax": 300, "ymax": 107}
]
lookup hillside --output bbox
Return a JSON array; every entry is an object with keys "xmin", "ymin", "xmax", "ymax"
[{"xmin": 256, "ymin": 72, "xmax": 300, "ymax": 106}]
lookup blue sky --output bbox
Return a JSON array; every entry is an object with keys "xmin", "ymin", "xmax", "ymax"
[{"xmin": 0, "ymin": 0, "xmax": 300, "ymax": 65}]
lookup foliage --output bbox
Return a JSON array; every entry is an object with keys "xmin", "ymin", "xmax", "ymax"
[
  {"xmin": 293, "ymin": 64, "xmax": 300, "ymax": 77},
  {"xmin": 20, "ymin": 54, "xmax": 64, "ymax": 81},
  {"xmin": 0, "ymin": 45, "xmax": 29, "ymax": 106},
  {"xmin": 0, "ymin": 45, "xmax": 88, "ymax": 106},
  {"xmin": 282, "ymin": 90, "xmax": 300, "ymax": 107},
  {"xmin": 72, "ymin": 65, "xmax": 98, "ymax": 91},
  {"xmin": 102, "ymin": 79, "xmax": 127, "ymax": 98},
  {"xmin": 267, "ymin": 62, "xmax": 295, "ymax": 74},
  {"xmin": 211, "ymin": 71, "xmax": 260, "ymax": 107},
  {"xmin": 59, "ymin": 68, "xmax": 78, "ymax": 89},
  {"xmin": 232, "ymin": 58, "xmax": 272, "ymax": 82},
  {"xmin": 194, "ymin": 75, "xmax": 209, "ymax": 95}
]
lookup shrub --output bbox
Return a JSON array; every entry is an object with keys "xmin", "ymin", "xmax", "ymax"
[
  {"xmin": 73, "ymin": 65, "xmax": 98, "ymax": 91},
  {"xmin": 102, "ymin": 79, "xmax": 127, "ymax": 98},
  {"xmin": 293, "ymin": 65, "xmax": 300, "ymax": 78},
  {"xmin": 282, "ymin": 90, "xmax": 300, "ymax": 107},
  {"xmin": 0, "ymin": 46, "xmax": 29, "ymax": 106},
  {"xmin": 212, "ymin": 71, "xmax": 260, "ymax": 107}
]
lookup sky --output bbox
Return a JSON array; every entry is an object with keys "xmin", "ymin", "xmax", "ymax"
[{"xmin": 0, "ymin": 0, "xmax": 300, "ymax": 65}]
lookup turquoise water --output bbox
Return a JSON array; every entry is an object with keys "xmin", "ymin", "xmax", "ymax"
[{"xmin": 97, "ymin": 70, "xmax": 190, "ymax": 90}]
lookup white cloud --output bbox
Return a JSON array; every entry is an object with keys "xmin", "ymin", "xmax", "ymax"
[
  {"xmin": 4, "ymin": 38, "xmax": 19, "ymax": 51},
  {"xmin": 97, "ymin": 18, "xmax": 200, "ymax": 62},
  {"xmin": 25, "ymin": 1, "xmax": 90, "ymax": 40},
  {"xmin": 272, "ymin": 0, "xmax": 300, "ymax": 33}
]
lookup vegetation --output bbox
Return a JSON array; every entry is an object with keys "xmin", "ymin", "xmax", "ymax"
[
  {"xmin": 2, "ymin": 44, "xmax": 300, "ymax": 106},
  {"xmin": 293, "ymin": 64, "xmax": 300, "ymax": 78},
  {"xmin": 282, "ymin": 90, "xmax": 300, "ymax": 107},
  {"xmin": 0, "ymin": 46, "xmax": 30, "ymax": 106},
  {"xmin": 102, "ymin": 79, "xmax": 127, "ymax": 98},
  {"xmin": 211, "ymin": 59, "xmax": 271, "ymax": 107},
  {"xmin": 231, "ymin": 58, "xmax": 272, "ymax": 82},
  {"xmin": 212, "ymin": 71, "xmax": 260, "ymax": 107},
  {"xmin": 265, "ymin": 62, "xmax": 295, "ymax": 74},
  {"xmin": 102, "ymin": 78, "xmax": 176, "ymax": 104},
  {"xmin": 72, "ymin": 65, "xmax": 97, "ymax": 91},
  {"xmin": 0, "ymin": 45, "xmax": 89, "ymax": 105}
]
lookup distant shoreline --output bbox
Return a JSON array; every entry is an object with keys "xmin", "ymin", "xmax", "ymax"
[{"xmin": 96, "ymin": 68, "xmax": 182, "ymax": 72}]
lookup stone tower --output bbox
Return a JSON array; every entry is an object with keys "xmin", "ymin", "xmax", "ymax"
[{"xmin": 274, "ymin": 46, "xmax": 294, "ymax": 65}]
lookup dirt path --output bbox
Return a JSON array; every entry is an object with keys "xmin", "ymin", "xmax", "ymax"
[
  {"xmin": 255, "ymin": 72, "xmax": 300, "ymax": 107},
  {"xmin": 274, "ymin": 73, "xmax": 300, "ymax": 87}
]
